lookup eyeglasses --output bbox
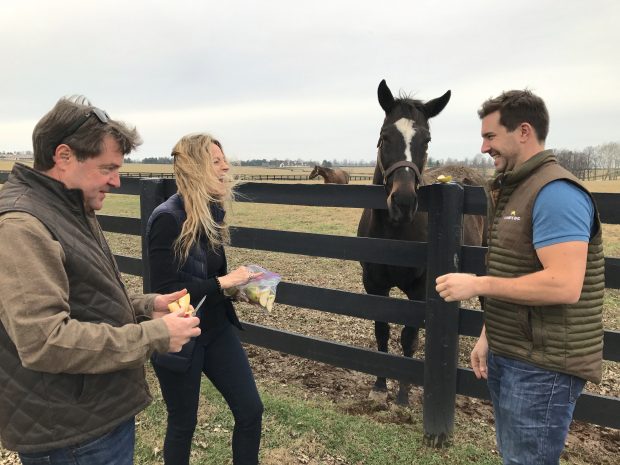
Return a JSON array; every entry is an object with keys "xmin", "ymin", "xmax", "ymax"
[{"xmin": 56, "ymin": 107, "xmax": 110, "ymax": 147}]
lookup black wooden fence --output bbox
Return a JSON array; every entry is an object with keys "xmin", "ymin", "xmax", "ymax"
[
  {"xmin": 114, "ymin": 172, "xmax": 373, "ymax": 182},
  {"xmin": 128, "ymin": 177, "xmax": 620, "ymax": 434},
  {"xmin": 0, "ymin": 170, "xmax": 373, "ymax": 182},
  {"xmin": 1, "ymin": 172, "xmax": 618, "ymax": 439}
]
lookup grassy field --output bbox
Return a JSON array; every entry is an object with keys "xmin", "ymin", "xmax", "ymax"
[{"xmin": 1, "ymin": 163, "xmax": 618, "ymax": 464}]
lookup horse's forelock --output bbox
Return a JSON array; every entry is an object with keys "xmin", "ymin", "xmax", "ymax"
[{"xmin": 386, "ymin": 98, "xmax": 427, "ymax": 125}]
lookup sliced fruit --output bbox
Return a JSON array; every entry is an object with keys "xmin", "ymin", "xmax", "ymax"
[
  {"xmin": 245, "ymin": 286, "xmax": 261, "ymax": 302},
  {"xmin": 436, "ymin": 174, "xmax": 452, "ymax": 183},
  {"xmin": 168, "ymin": 292, "xmax": 192, "ymax": 316},
  {"xmin": 259, "ymin": 290, "xmax": 270, "ymax": 307},
  {"xmin": 167, "ymin": 301, "xmax": 181, "ymax": 313},
  {"xmin": 178, "ymin": 293, "xmax": 191, "ymax": 313}
]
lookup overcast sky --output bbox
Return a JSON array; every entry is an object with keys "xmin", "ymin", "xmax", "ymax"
[{"xmin": 1, "ymin": 0, "xmax": 619, "ymax": 163}]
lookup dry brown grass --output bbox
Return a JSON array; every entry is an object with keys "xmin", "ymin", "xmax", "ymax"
[{"xmin": 583, "ymin": 180, "xmax": 620, "ymax": 193}]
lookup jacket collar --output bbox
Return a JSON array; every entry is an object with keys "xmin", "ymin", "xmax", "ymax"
[
  {"xmin": 501, "ymin": 149, "xmax": 556, "ymax": 187},
  {"xmin": 9, "ymin": 162, "xmax": 86, "ymax": 215}
]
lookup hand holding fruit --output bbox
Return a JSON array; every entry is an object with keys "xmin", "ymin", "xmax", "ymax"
[
  {"xmin": 220, "ymin": 264, "xmax": 280, "ymax": 313},
  {"xmin": 167, "ymin": 293, "xmax": 192, "ymax": 317},
  {"xmin": 153, "ymin": 289, "xmax": 191, "ymax": 318},
  {"xmin": 161, "ymin": 311, "xmax": 201, "ymax": 352}
]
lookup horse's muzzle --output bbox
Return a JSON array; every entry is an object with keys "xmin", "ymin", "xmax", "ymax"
[{"xmin": 387, "ymin": 191, "xmax": 418, "ymax": 224}]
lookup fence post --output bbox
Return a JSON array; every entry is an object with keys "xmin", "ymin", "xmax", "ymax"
[
  {"xmin": 423, "ymin": 181, "xmax": 464, "ymax": 447},
  {"xmin": 139, "ymin": 178, "xmax": 168, "ymax": 293}
]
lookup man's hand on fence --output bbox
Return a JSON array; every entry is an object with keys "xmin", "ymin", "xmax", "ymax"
[{"xmin": 435, "ymin": 273, "xmax": 479, "ymax": 302}]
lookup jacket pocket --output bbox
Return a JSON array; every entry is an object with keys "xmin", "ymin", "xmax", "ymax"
[
  {"xmin": 518, "ymin": 308, "xmax": 533, "ymax": 341},
  {"xmin": 530, "ymin": 307, "xmax": 544, "ymax": 349}
]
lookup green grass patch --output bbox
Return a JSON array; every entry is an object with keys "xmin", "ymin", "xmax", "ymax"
[
  {"xmin": 100, "ymin": 193, "xmax": 141, "ymax": 217},
  {"xmin": 136, "ymin": 372, "xmax": 500, "ymax": 465}
]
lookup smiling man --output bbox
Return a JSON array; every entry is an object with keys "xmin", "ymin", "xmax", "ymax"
[
  {"xmin": 435, "ymin": 90, "xmax": 605, "ymax": 465},
  {"xmin": 0, "ymin": 96, "xmax": 201, "ymax": 465}
]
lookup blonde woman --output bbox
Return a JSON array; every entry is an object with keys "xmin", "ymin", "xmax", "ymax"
[{"xmin": 146, "ymin": 134, "xmax": 263, "ymax": 465}]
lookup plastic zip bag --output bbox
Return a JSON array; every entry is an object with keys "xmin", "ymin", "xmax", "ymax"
[{"xmin": 225, "ymin": 264, "xmax": 281, "ymax": 312}]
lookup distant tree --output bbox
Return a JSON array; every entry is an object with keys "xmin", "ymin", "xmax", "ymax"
[
  {"xmin": 556, "ymin": 149, "xmax": 589, "ymax": 180},
  {"xmin": 240, "ymin": 159, "xmax": 269, "ymax": 166},
  {"xmin": 595, "ymin": 142, "xmax": 620, "ymax": 180},
  {"xmin": 141, "ymin": 157, "xmax": 173, "ymax": 164}
]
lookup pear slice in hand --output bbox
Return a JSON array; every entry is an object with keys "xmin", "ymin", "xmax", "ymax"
[
  {"xmin": 178, "ymin": 293, "xmax": 191, "ymax": 314},
  {"xmin": 168, "ymin": 293, "xmax": 192, "ymax": 316},
  {"xmin": 167, "ymin": 301, "xmax": 181, "ymax": 312}
]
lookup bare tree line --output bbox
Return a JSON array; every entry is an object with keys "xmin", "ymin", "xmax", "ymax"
[
  {"xmin": 554, "ymin": 142, "xmax": 620, "ymax": 180},
  {"xmin": 431, "ymin": 142, "xmax": 620, "ymax": 181},
  {"xmin": 119, "ymin": 142, "xmax": 620, "ymax": 181}
]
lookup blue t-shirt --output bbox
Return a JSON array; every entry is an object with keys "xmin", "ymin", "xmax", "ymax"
[{"xmin": 532, "ymin": 180, "xmax": 594, "ymax": 249}]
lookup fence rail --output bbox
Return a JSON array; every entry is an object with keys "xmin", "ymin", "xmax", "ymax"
[{"xmin": 0, "ymin": 170, "xmax": 373, "ymax": 182}]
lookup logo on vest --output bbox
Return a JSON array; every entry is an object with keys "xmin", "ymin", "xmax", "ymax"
[{"xmin": 503, "ymin": 210, "xmax": 521, "ymax": 221}]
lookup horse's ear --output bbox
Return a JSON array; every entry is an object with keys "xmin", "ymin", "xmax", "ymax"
[
  {"xmin": 423, "ymin": 90, "xmax": 451, "ymax": 118},
  {"xmin": 378, "ymin": 79, "xmax": 395, "ymax": 113}
]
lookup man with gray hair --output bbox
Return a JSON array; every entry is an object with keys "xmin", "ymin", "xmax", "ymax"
[{"xmin": 0, "ymin": 96, "xmax": 201, "ymax": 465}]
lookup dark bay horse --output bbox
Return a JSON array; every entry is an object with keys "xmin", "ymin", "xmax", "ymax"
[
  {"xmin": 357, "ymin": 80, "xmax": 486, "ymax": 405},
  {"xmin": 309, "ymin": 165, "xmax": 350, "ymax": 184}
]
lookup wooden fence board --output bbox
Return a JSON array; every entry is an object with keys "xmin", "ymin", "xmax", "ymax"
[
  {"xmin": 238, "ymin": 322, "xmax": 425, "ymax": 385},
  {"xmin": 277, "ymin": 282, "xmax": 426, "ymax": 327},
  {"xmin": 97, "ymin": 215, "xmax": 141, "ymax": 235},
  {"xmin": 230, "ymin": 227, "xmax": 428, "ymax": 267},
  {"xmin": 593, "ymin": 193, "xmax": 620, "ymax": 224}
]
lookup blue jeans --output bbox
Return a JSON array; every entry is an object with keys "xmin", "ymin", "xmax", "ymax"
[
  {"xmin": 18, "ymin": 417, "xmax": 135, "ymax": 465},
  {"xmin": 153, "ymin": 323, "xmax": 263, "ymax": 465},
  {"xmin": 487, "ymin": 352, "xmax": 585, "ymax": 465}
]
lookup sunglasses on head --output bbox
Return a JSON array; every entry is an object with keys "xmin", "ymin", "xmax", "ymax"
[{"xmin": 56, "ymin": 107, "xmax": 110, "ymax": 147}]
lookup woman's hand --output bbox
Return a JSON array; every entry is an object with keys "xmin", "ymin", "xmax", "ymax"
[{"xmin": 217, "ymin": 266, "xmax": 262, "ymax": 289}]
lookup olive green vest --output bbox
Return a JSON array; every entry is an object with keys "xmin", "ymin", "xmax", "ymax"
[
  {"xmin": 485, "ymin": 150, "xmax": 604, "ymax": 383},
  {"xmin": 0, "ymin": 163, "xmax": 152, "ymax": 452}
]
